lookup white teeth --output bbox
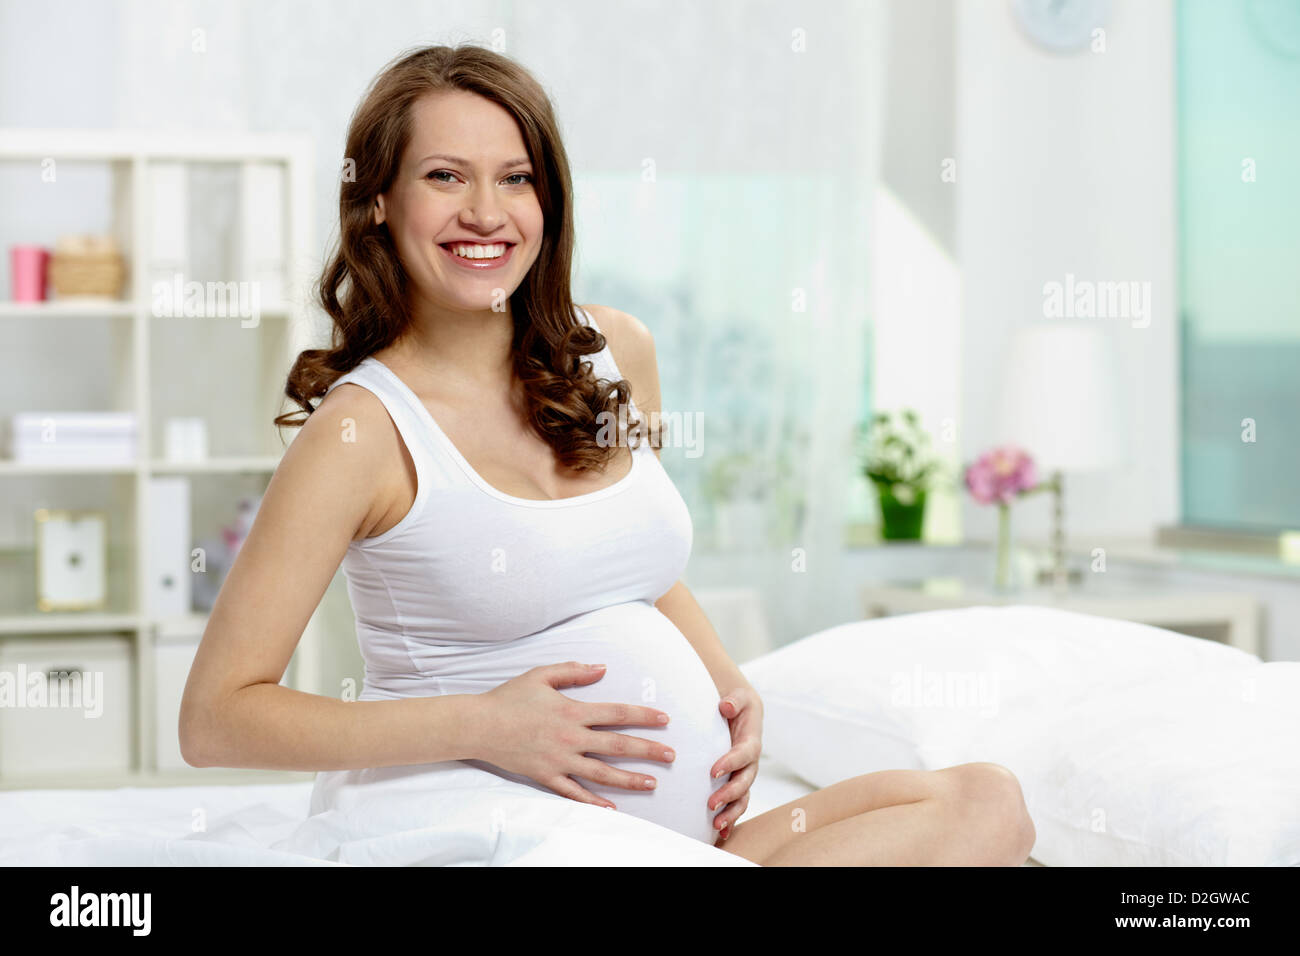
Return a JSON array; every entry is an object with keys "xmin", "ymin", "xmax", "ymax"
[{"xmin": 448, "ymin": 243, "xmax": 507, "ymax": 260}]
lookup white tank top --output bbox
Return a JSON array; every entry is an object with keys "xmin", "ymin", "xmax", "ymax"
[{"xmin": 314, "ymin": 306, "xmax": 731, "ymax": 845}]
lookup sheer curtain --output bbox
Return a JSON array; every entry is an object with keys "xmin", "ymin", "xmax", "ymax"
[
  {"xmin": 1177, "ymin": 0, "xmax": 1300, "ymax": 532},
  {"xmin": 511, "ymin": 0, "xmax": 888, "ymax": 649}
]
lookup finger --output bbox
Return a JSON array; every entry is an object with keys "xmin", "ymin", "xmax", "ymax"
[
  {"xmin": 708, "ymin": 761, "xmax": 758, "ymax": 811},
  {"xmin": 573, "ymin": 756, "xmax": 660, "ymax": 793},
  {"xmin": 710, "ymin": 748, "xmax": 733, "ymax": 781},
  {"xmin": 719, "ymin": 687, "xmax": 754, "ymax": 718},
  {"xmin": 587, "ymin": 730, "xmax": 676, "ymax": 764},
  {"xmin": 714, "ymin": 785, "xmax": 753, "ymax": 827},
  {"xmin": 548, "ymin": 774, "xmax": 618, "ymax": 810},
  {"xmin": 543, "ymin": 660, "xmax": 611, "ymax": 689},
  {"xmin": 715, "ymin": 797, "xmax": 750, "ymax": 835},
  {"xmin": 712, "ymin": 735, "xmax": 763, "ymax": 779},
  {"xmin": 717, "ymin": 793, "xmax": 751, "ymax": 837},
  {"xmin": 585, "ymin": 700, "xmax": 671, "ymax": 729}
]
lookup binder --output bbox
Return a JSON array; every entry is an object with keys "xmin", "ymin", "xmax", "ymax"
[{"xmin": 146, "ymin": 476, "xmax": 192, "ymax": 617}]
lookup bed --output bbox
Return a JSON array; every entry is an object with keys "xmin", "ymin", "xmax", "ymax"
[
  {"xmin": 2, "ymin": 605, "xmax": 1295, "ymax": 866},
  {"xmin": 0, "ymin": 749, "xmax": 815, "ymax": 867}
]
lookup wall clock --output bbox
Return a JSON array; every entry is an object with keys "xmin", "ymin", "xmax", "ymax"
[{"xmin": 1011, "ymin": 0, "xmax": 1112, "ymax": 53}]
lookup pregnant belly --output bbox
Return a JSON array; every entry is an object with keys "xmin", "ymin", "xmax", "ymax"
[{"xmin": 433, "ymin": 601, "xmax": 733, "ymax": 846}]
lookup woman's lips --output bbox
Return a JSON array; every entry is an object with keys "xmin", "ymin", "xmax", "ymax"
[{"xmin": 438, "ymin": 242, "xmax": 517, "ymax": 271}]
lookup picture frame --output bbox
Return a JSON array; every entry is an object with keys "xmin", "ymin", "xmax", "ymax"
[{"xmin": 34, "ymin": 508, "xmax": 109, "ymax": 612}]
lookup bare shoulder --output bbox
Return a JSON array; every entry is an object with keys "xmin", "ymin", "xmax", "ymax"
[
  {"xmin": 276, "ymin": 378, "xmax": 411, "ymax": 540},
  {"xmin": 580, "ymin": 303, "xmax": 659, "ymax": 397},
  {"xmin": 296, "ymin": 379, "xmax": 397, "ymax": 465},
  {"xmin": 581, "ymin": 303, "xmax": 652, "ymax": 353},
  {"xmin": 580, "ymin": 304, "xmax": 663, "ymax": 459}
]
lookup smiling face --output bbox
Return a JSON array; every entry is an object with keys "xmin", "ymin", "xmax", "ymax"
[{"xmin": 374, "ymin": 89, "xmax": 544, "ymax": 315}]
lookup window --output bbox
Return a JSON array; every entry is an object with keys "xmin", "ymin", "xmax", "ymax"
[{"xmin": 1177, "ymin": 0, "xmax": 1300, "ymax": 532}]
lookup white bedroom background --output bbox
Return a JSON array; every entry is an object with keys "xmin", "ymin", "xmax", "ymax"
[{"xmin": 0, "ymin": 0, "xmax": 888, "ymax": 668}]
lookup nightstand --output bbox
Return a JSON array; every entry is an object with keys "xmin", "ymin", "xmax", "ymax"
[{"xmin": 861, "ymin": 578, "xmax": 1263, "ymax": 656}]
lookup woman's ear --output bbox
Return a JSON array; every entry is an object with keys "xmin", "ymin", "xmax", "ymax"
[{"xmin": 373, "ymin": 194, "xmax": 386, "ymax": 226}]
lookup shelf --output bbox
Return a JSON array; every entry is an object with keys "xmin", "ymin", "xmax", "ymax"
[
  {"xmin": 148, "ymin": 456, "xmax": 280, "ymax": 474},
  {"xmin": 0, "ymin": 128, "xmax": 313, "ymax": 162},
  {"xmin": 861, "ymin": 581, "xmax": 1264, "ymax": 655},
  {"xmin": 0, "ymin": 300, "xmax": 135, "ymax": 318},
  {"xmin": 0, "ymin": 460, "xmax": 138, "ymax": 475},
  {"xmin": 152, "ymin": 612, "xmax": 211, "ymax": 635},
  {"xmin": 0, "ymin": 302, "xmax": 295, "ymax": 320},
  {"xmin": 0, "ymin": 127, "xmax": 323, "ymax": 786},
  {"xmin": 0, "ymin": 612, "xmax": 223, "ymax": 636},
  {"xmin": 0, "ymin": 457, "xmax": 282, "ymax": 475},
  {"xmin": 0, "ymin": 612, "xmax": 141, "ymax": 635},
  {"xmin": 149, "ymin": 303, "xmax": 296, "ymax": 320}
]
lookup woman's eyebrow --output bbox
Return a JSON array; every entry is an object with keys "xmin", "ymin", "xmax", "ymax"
[{"xmin": 418, "ymin": 153, "xmax": 532, "ymax": 169}]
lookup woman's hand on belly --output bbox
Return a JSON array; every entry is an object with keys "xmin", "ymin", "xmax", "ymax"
[
  {"xmin": 707, "ymin": 685, "xmax": 765, "ymax": 844},
  {"xmin": 477, "ymin": 660, "xmax": 678, "ymax": 809},
  {"xmin": 542, "ymin": 649, "xmax": 735, "ymax": 845}
]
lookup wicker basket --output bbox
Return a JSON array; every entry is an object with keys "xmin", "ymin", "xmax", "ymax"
[{"xmin": 48, "ymin": 235, "xmax": 126, "ymax": 298}]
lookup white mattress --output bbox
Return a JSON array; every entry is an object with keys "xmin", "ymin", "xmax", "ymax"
[{"xmin": 0, "ymin": 751, "xmax": 819, "ymax": 866}]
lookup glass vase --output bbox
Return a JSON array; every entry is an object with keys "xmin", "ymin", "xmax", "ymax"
[{"xmin": 992, "ymin": 502, "xmax": 1015, "ymax": 593}]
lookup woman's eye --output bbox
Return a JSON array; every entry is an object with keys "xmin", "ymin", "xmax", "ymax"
[{"xmin": 425, "ymin": 170, "xmax": 530, "ymax": 185}]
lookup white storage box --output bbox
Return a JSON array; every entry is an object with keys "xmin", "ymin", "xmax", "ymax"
[
  {"xmin": 0, "ymin": 634, "xmax": 133, "ymax": 777},
  {"xmin": 10, "ymin": 412, "xmax": 137, "ymax": 465},
  {"xmin": 153, "ymin": 623, "xmax": 201, "ymax": 771},
  {"xmin": 152, "ymin": 619, "xmax": 293, "ymax": 770}
]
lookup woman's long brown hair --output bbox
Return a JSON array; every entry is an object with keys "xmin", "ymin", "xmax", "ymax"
[{"xmin": 274, "ymin": 43, "xmax": 648, "ymax": 469}]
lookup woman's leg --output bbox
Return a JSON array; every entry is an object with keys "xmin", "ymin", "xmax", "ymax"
[{"xmin": 717, "ymin": 762, "xmax": 1036, "ymax": 866}]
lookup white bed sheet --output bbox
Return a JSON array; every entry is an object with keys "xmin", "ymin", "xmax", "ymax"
[{"xmin": 0, "ymin": 751, "xmax": 818, "ymax": 867}]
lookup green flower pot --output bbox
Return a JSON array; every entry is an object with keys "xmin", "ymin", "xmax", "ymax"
[{"xmin": 876, "ymin": 483, "xmax": 927, "ymax": 540}]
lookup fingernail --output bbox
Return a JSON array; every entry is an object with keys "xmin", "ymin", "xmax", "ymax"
[
  {"xmin": 663, "ymin": 750, "xmax": 675, "ymax": 761},
  {"xmin": 657, "ymin": 714, "xmax": 669, "ymax": 724},
  {"xmin": 644, "ymin": 777, "xmax": 656, "ymax": 789},
  {"xmin": 714, "ymin": 769, "xmax": 725, "ymax": 779}
]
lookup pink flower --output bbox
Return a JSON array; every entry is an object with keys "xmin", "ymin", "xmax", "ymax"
[{"xmin": 964, "ymin": 445, "xmax": 1038, "ymax": 506}]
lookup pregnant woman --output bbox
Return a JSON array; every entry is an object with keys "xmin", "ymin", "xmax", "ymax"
[{"xmin": 180, "ymin": 44, "xmax": 1035, "ymax": 865}]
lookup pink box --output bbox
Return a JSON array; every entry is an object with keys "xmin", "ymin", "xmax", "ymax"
[{"xmin": 10, "ymin": 246, "xmax": 50, "ymax": 302}]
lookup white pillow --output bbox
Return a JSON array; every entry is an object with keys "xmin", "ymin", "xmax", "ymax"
[
  {"xmin": 741, "ymin": 605, "xmax": 1258, "ymax": 785},
  {"xmin": 980, "ymin": 662, "xmax": 1300, "ymax": 865}
]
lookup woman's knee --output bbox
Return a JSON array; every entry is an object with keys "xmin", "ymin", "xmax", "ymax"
[{"xmin": 945, "ymin": 762, "xmax": 1036, "ymax": 864}]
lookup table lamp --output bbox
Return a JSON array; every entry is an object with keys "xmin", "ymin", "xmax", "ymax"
[{"xmin": 997, "ymin": 320, "xmax": 1128, "ymax": 590}]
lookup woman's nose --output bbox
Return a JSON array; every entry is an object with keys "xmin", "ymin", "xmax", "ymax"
[{"xmin": 460, "ymin": 182, "xmax": 507, "ymax": 229}]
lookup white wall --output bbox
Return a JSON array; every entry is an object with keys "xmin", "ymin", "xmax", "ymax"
[
  {"xmin": 955, "ymin": 0, "xmax": 1179, "ymax": 545},
  {"xmin": 870, "ymin": 186, "xmax": 962, "ymax": 542},
  {"xmin": 880, "ymin": 0, "xmax": 955, "ymax": 256},
  {"xmin": 870, "ymin": 0, "xmax": 962, "ymax": 544}
]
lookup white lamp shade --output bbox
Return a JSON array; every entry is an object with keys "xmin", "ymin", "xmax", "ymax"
[{"xmin": 997, "ymin": 321, "xmax": 1128, "ymax": 473}]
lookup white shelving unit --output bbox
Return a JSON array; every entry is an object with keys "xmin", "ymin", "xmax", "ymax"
[{"xmin": 0, "ymin": 129, "xmax": 325, "ymax": 789}]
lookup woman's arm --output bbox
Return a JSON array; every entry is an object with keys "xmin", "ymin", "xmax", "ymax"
[
  {"xmin": 590, "ymin": 303, "xmax": 763, "ymax": 838},
  {"xmin": 654, "ymin": 579, "xmax": 755, "ymax": 699},
  {"xmin": 178, "ymin": 383, "xmax": 488, "ymax": 771},
  {"xmin": 589, "ymin": 302, "xmax": 758, "ymax": 700},
  {"xmin": 182, "ymin": 683, "xmax": 488, "ymax": 771}
]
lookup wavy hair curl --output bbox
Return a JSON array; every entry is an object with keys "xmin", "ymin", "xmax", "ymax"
[{"xmin": 274, "ymin": 43, "xmax": 648, "ymax": 469}]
